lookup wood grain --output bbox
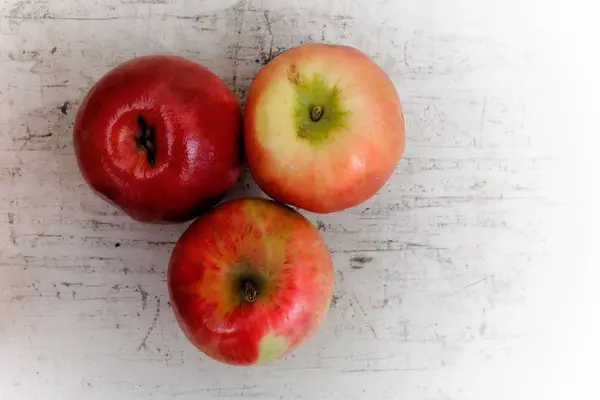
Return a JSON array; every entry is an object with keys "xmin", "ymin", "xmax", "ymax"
[{"xmin": 0, "ymin": 0, "xmax": 590, "ymax": 399}]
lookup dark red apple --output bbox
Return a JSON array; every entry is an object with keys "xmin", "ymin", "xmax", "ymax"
[
  {"xmin": 244, "ymin": 43, "xmax": 405, "ymax": 213},
  {"xmin": 168, "ymin": 198, "xmax": 334, "ymax": 365},
  {"xmin": 73, "ymin": 55, "xmax": 242, "ymax": 223}
]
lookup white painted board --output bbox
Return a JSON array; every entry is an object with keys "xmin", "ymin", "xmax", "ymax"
[{"xmin": 0, "ymin": 0, "xmax": 595, "ymax": 399}]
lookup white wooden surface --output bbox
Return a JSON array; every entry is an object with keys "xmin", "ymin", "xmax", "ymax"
[{"xmin": 0, "ymin": 0, "xmax": 596, "ymax": 399}]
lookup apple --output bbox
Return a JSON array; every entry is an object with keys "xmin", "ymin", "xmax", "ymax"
[
  {"xmin": 73, "ymin": 55, "xmax": 243, "ymax": 223},
  {"xmin": 244, "ymin": 43, "xmax": 405, "ymax": 213},
  {"xmin": 168, "ymin": 198, "xmax": 334, "ymax": 365}
]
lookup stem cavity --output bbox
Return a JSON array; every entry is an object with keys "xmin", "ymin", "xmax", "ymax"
[
  {"xmin": 136, "ymin": 116, "xmax": 156, "ymax": 166},
  {"xmin": 243, "ymin": 280, "xmax": 257, "ymax": 303},
  {"xmin": 310, "ymin": 105, "xmax": 323, "ymax": 122}
]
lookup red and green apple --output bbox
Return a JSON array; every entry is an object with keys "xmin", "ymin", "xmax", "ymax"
[
  {"xmin": 167, "ymin": 198, "xmax": 334, "ymax": 365},
  {"xmin": 244, "ymin": 43, "xmax": 405, "ymax": 213}
]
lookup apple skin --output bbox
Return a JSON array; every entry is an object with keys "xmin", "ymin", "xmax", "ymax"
[
  {"xmin": 244, "ymin": 43, "xmax": 405, "ymax": 213},
  {"xmin": 168, "ymin": 198, "xmax": 334, "ymax": 365},
  {"xmin": 73, "ymin": 55, "xmax": 243, "ymax": 223}
]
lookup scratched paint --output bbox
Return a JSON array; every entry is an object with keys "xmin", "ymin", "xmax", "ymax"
[{"xmin": 0, "ymin": 0, "xmax": 576, "ymax": 399}]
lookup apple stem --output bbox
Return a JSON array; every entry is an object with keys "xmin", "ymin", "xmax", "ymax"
[
  {"xmin": 136, "ymin": 116, "xmax": 156, "ymax": 166},
  {"xmin": 243, "ymin": 280, "xmax": 257, "ymax": 303},
  {"xmin": 310, "ymin": 105, "xmax": 323, "ymax": 122}
]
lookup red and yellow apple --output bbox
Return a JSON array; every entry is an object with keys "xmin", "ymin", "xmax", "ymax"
[
  {"xmin": 73, "ymin": 55, "xmax": 243, "ymax": 223},
  {"xmin": 244, "ymin": 43, "xmax": 405, "ymax": 213},
  {"xmin": 167, "ymin": 198, "xmax": 334, "ymax": 365}
]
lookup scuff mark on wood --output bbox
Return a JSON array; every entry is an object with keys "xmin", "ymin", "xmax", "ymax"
[
  {"xmin": 59, "ymin": 101, "xmax": 71, "ymax": 115},
  {"xmin": 138, "ymin": 297, "xmax": 160, "ymax": 351},
  {"xmin": 368, "ymin": 325, "xmax": 379, "ymax": 340},
  {"xmin": 316, "ymin": 219, "xmax": 326, "ymax": 231},
  {"xmin": 454, "ymin": 276, "xmax": 490, "ymax": 294},
  {"xmin": 350, "ymin": 255, "xmax": 374, "ymax": 269},
  {"xmin": 137, "ymin": 284, "xmax": 148, "ymax": 310},
  {"xmin": 61, "ymin": 282, "xmax": 83, "ymax": 287},
  {"xmin": 330, "ymin": 294, "xmax": 341, "ymax": 308}
]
